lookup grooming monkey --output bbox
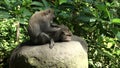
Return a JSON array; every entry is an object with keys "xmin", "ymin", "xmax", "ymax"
[{"xmin": 28, "ymin": 9, "xmax": 60, "ymax": 48}]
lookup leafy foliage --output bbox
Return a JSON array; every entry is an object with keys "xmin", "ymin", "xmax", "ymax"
[{"xmin": 0, "ymin": 0, "xmax": 120, "ymax": 68}]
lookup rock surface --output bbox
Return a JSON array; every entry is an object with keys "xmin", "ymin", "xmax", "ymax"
[{"xmin": 9, "ymin": 41, "xmax": 88, "ymax": 68}]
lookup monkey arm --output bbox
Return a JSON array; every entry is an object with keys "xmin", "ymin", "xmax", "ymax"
[
  {"xmin": 50, "ymin": 23, "xmax": 59, "ymax": 27},
  {"xmin": 44, "ymin": 27, "xmax": 61, "ymax": 33}
]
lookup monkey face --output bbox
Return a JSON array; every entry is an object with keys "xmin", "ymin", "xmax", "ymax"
[
  {"xmin": 45, "ymin": 13, "xmax": 55, "ymax": 23},
  {"xmin": 60, "ymin": 31, "xmax": 72, "ymax": 42},
  {"xmin": 60, "ymin": 29, "xmax": 72, "ymax": 42},
  {"xmin": 57, "ymin": 24, "xmax": 72, "ymax": 42}
]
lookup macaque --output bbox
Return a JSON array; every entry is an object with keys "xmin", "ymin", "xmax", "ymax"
[
  {"xmin": 52, "ymin": 24, "xmax": 88, "ymax": 51},
  {"xmin": 51, "ymin": 24, "xmax": 72, "ymax": 42},
  {"xmin": 28, "ymin": 9, "xmax": 60, "ymax": 48}
]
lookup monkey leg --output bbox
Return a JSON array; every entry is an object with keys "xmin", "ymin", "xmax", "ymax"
[
  {"xmin": 49, "ymin": 39, "xmax": 54, "ymax": 49},
  {"xmin": 40, "ymin": 33, "xmax": 55, "ymax": 49}
]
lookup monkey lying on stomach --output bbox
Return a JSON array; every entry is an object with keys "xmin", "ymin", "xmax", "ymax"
[
  {"xmin": 28, "ymin": 9, "xmax": 60, "ymax": 48},
  {"xmin": 51, "ymin": 24, "xmax": 88, "ymax": 51},
  {"xmin": 50, "ymin": 24, "xmax": 72, "ymax": 42}
]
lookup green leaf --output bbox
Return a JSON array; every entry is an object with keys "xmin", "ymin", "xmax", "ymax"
[
  {"xmin": 31, "ymin": 1, "xmax": 43, "ymax": 6},
  {"xmin": 85, "ymin": 0, "xmax": 93, "ymax": 3},
  {"xmin": 59, "ymin": 12, "xmax": 70, "ymax": 18},
  {"xmin": 21, "ymin": 7, "xmax": 32, "ymax": 17},
  {"xmin": 31, "ymin": 7, "xmax": 43, "ymax": 10},
  {"xmin": 116, "ymin": 50, "xmax": 120, "ymax": 55},
  {"xmin": 4, "ymin": 0, "xmax": 11, "ymax": 7},
  {"xmin": 59, "ymin": 0, "xmax": 67, "ymax": 4},
  {"xmin": 96, "ymin": 3, "xmax": 106, "ymax": 11},
  {"xmin": 116, "ymin": 32, "xmax": 120, "ymax": 40},
  {"xmin": 90, "ymin": 18, "xmax": 96, "ymax": 22},
  {"xmin": 22, "ymin": 0, "xmax": 32, "ymax": 6},
  {"xmin": 42, "ymin": 0, "xmax": 49, "ymax": 8},
  {"xmin": 96, "ymin": 3, "xmax": 111, "ymax": 20},
  {"xmin": 76, "ymin": 15, "xmax": 96, "ymax": 23},
  {"xmin": 0, "ymin": 11, "xmax": 11, "ymax": 18},
  {"xmin": 59, "ymin": 3, "xmax": 75, "ymax": 10},
  {"xmin": 111, "ymin": 18, "xmax": 120, "ymax": 24},
  {"xmin": 19, "ymin": 18, "xmax": 27, "ymax": 24}
]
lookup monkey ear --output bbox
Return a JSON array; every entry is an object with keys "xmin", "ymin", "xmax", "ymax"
[
  {"xmin": 42, "ymin": 9, "xmax": 51, "ymax": 16},
  {"xmin": 41, "ymin": 11, "xmax": 48, "ymax": 16},
  {"xmin": 61, "ymin": 31, "xmax": 65, "ymax": 35},
  {"xmin": 46, "ymin": 9, "xmax": 51, "ymax": 14},
  {"xmin": 42, "ymin": 12, "xmax": 47, "ymax": 15}
]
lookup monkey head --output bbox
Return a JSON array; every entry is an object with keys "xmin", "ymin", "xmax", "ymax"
[
  {"xmin": 40, "ymin": 9, "xmax": 55, "ymax": 23},
  {"xmin": 59, "ymin": 25, "xmax": 72, "ymax": 42}
]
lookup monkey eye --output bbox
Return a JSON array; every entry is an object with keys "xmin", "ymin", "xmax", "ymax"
[{"xmin": 61, "ymin": 31, "xmax": 65, "ymax": 35}]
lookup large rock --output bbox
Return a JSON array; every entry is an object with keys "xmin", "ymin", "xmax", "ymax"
[{"xmin": 9, "ymin": 41, "xmax": 88, "ymax": 68}]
